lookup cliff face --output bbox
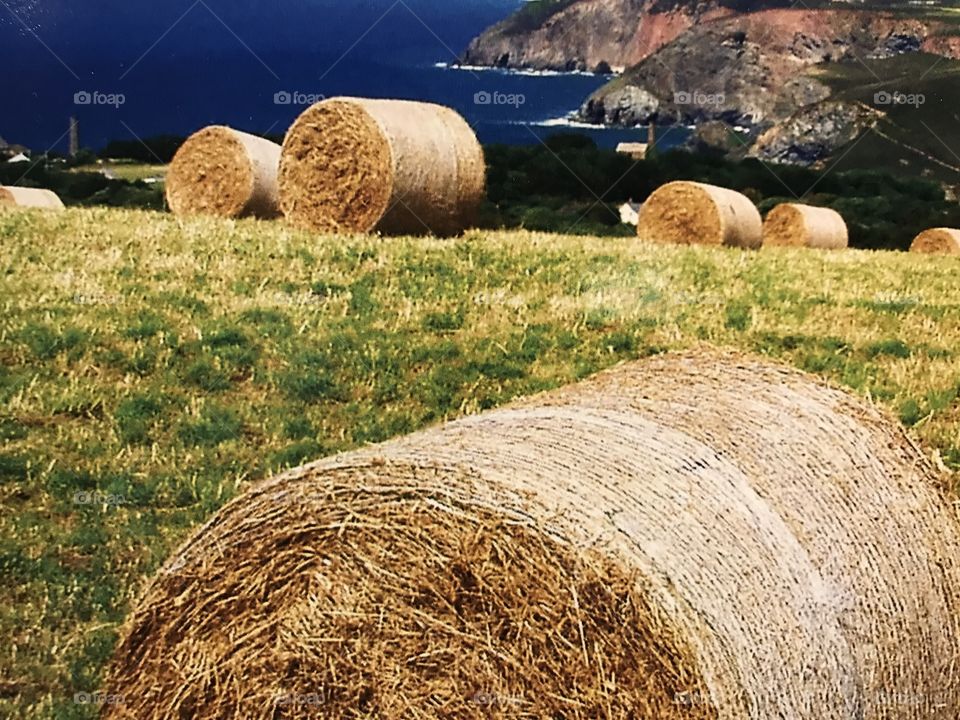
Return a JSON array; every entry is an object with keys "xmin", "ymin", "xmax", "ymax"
[
  {"xmin": 461, "ymin": 0, "xmax": 730, "ymax": 72},
  {"xmin": 578, "ymin": 8, "xmax": 960, "ymax": 127},
  {"xmin": 465, "ymin": 0, "xmax": 959, "ymax": 167},
  {"xmin": 748, "ymin": 101, "xmax": 884, "ymax": 166},
  {"xmin": 462, "ymin": 0, "xmax": 958, "ymax": 73}
]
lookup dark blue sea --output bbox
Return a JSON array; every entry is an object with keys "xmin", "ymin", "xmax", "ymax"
[{"xmin": 0, "ymin": 0, "xmax": 686, "ymax": 152}]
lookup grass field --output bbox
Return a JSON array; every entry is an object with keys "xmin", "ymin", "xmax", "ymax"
[
  {"xmin": 3, "ymin": 207, "xmax": 960, "ymax": 717},
  {"xmin": 68, "ymin": 162, "xmax": 167, "ymax": 184}
]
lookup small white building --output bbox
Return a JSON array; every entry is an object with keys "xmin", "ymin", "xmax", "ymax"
[
  {"xmin": 7, "ymin": 153, "xmax": 30, "ymax": 164},
  {"xmin": 619, "ymin": 202, "xmax": 642, "ymax": 226},
  {"xmin": 616, "ymin": 142, "xmax": 649, "ymax": 160}
]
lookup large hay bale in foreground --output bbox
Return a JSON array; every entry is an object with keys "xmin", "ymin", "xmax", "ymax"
[
  {"xmin": 910, "ymin": 228, "xmax": 960, "ymax": 255},
  {"xmin": 637, "ymin": 181, "xmax": 762, "ymax": 249},
  {"xmin": 763, "ymin": 202, "xmax": 848, "ymax": 249},
  {"xmin": 0, "ymin": 186, "xmax": 64, "ymax": 211},
  {"xmin": 166, "ymin": 126, "xmax": 281, "ymax": 219},
  {"xmin": 103, "ymin": 351, "xmax": 960, "ymax": 719},
  {"xmin": 278, "ymin": 97, "xmax": 485, "ymax": 236}
]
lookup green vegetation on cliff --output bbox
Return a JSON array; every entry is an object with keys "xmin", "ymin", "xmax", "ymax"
[{"xmin": 813, "ymin": 53, "xmax": 960, "ymax": 183}]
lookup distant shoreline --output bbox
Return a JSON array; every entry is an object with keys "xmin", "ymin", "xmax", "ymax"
[{"xmin": 433, "ymin": 61, "xmax": 617, "ymax": 79}]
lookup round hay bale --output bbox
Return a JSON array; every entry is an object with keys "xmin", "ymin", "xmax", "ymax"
[
  {"xmin": 762, "ymin": 202, "xmax": 848, "ymax": 249},
  {"xmin": 165, "ymin": 126, "xmax": 281, "ymax": 219},
  {"xmin": 103, "ymin": 350, "xmax": 960, "ymax": 719},
  {"xmin": 637, "ymin": 181, "xmax": 762, "ymax": 249},
  {"xmin": 0, "ymin": 186, "xmax": 64, "ymax": 211},
  {"xmin": 909, "ymin": 228, "xmax": 960, "ymax": 255},
  {"xmin": 278, "ymin": 97, "xmax": 485, "ymax": 236}
]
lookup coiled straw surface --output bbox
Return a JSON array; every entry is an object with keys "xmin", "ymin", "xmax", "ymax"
[
  {"xmin": 910, "ymin": 228, "xmax": 960, "ymax": 255},
  {"xmin": 637, "ymin": 181, "xmax": 762, "ymax": 248},
  {"xmin": 0, "ymin": 186, "xmax": 64, "ymax": 210},
  {"xmin": 166, "ymin": 126, "xmax": 281, "ymax": 219},
  {"xmin": 763, "ymin": 202, "xmax": 848, "ymax": 249},
  {"xmin": 103, "ymin": 351, "xmax": 960, "ymax": 719},
  {"xmin": 278, "ymin": 97, "xmax": 485, "ymax": 236}
]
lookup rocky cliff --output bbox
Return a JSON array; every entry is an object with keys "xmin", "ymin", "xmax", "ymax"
[
  {"xmin": 748, "ymin": 101, "xmax": 885, "ymax": 166},
  {"xmin": 462, "ymin": 0, "xmax": 732, "ymax": 72},
  {"xmin": 465, "ymin": 1, "xmax": 960, "ymax": 166},
  {"xmin": 578, "ymin": 8, "xmax": 959, "ymax": 128}
]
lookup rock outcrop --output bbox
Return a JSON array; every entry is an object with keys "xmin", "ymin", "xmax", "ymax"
[
  {"xmin": 749, "ymin": 101, "xmax": 884, "ymax": 166},
  {"xmin": 465, "ymin": 1, "xmax": 959, "ymax": 166},
  {"xmin": 578, "ymin": 8, "xmax": 957, "ymax": 129},
  {"xmin": 462, "ymin": 0, "xmax": 731, "ymax": 73}
]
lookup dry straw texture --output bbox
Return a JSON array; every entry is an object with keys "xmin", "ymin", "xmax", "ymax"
[
  {"xmin": 278, "ymin": 97, "xmax": 486, "ymax": 236},
  {"xmin": 166, "ymin": 126, "xmax": 281, "ymax": 219},
  {"xmin": 103, "ymin": 350, "xmax": 960, "ymax": 720},
  {"xmin": 0, "ymin": 186, "xmax": 64, "ymax": 211},
  {"xmin": 910, "ymin": 228, "xmax": 960, "ymax": 255},
  {"xmin": 763, "ymin": 202, "xmax": 848, "ymax": 250},
  {"xmin": 637, "ymin": 181, "xmax": 762, "ymax": 249}
]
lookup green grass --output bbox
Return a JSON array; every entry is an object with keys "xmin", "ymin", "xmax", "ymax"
[
  {"xmin": 3, "ymin": 207, "xmax": 960, "ymax": 716},
  {"xmin": 69, "ymin": 162, "xmax": 167, "ymax": 183},
  {"xmin": 502, "ymin": 0, "xmax": 578, "ymax": 34},
  {"xmin": 812, "ymin": 53, "xmax": 960, "ymax": 182}
]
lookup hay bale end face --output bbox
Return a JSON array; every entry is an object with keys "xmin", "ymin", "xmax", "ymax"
[
  {"xmin": 637, "ymin": 181, "xmax": 762, "ymax": 249},
  {"xmin": 103, "ymin": 351, "xmax": 960, "ymax": 719},
  {"xmin": 763, "ymin": 203, "xmax": 848, "ymax": 250},
  {"xmin": 910, "ymin": 228, "xmax": 960, "ymax": 255},
  {"xmin": 0, "ymin": 186, "xmax": 65, "ymax": 211},
  {"xmin": 278, "ymin": 97, "xmax": 486, "ymax": 236},
  {"xmin": 165, "ymin": 126, "xmax": 281, "ymax": 219}
]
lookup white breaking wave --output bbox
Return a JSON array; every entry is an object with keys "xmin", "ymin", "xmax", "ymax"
[
  {"xmin": 433, "ymin": 62, "xmax": 610, "ymax": 78},
  {"xmin": 534, "ymin": 116, "xmax": 603, "ymax": 129}
]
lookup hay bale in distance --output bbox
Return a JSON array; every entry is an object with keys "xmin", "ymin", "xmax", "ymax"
[
  {"xmin": 763, "ymin": 202, "xmax": 848, "ymax": 249},
  {"xmin": 166, "ymin": 126, "xmax": 281, "ymax": 219},
  {"xmin": 637, "ymin": 181, "xmax": 762, "ymax": 249},
  {"xmin": 0, "ymin": 186, "xmax": 64, "ymax": 211},
  {"xmin": 103, "ymin": 350, "xmax": 960, "ymax": 719},
  {"xmin": 278, "ymin": 97, "xmax": 486, "ymax": 236},
  {"xmin": 910, "ymin": 228, "xmax": 960, "ymax": 255}
]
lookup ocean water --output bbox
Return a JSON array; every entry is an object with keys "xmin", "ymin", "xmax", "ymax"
[
  {"xmin": 0, "ymin": 0, "xmax": 687, "ymax": 152},
  {"xmin": 434, "ymin": 63, "xmax": 684, "ymax": 149},
  {"xmin": 3, "ymin": 53, "xmax": 680, "ymax": 152}
]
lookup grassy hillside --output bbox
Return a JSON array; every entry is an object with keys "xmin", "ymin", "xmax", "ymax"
[
  {"xmin": 80, "ymin": 162, "xmax": 167, "ymax": 184},
  {"xmin": 3, "ymin": 207, "xmax": 960, "ymax": 717},
  {"xmin": 813, "ymin": 53, "xmax": 960, "ymax": 183}
]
